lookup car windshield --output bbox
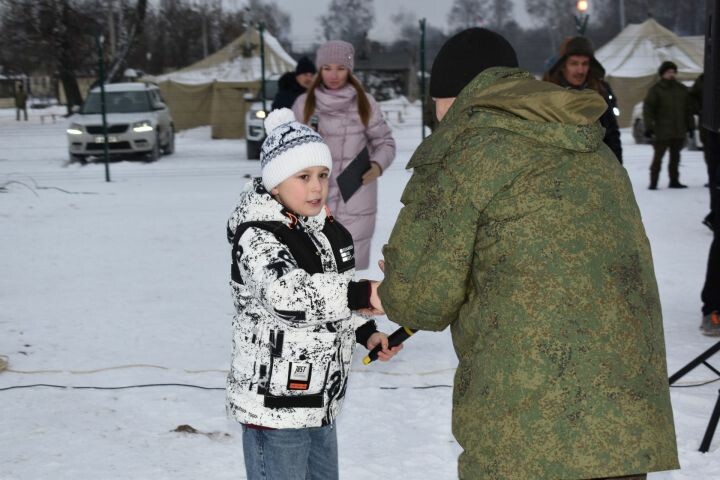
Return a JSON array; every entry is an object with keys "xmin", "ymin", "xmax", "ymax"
[
  {"xmin": 263, "ymin": 79, "xmax": 279, "ymax": 100},
  {"xmin": 251, "ymin": 79, "xmax": 278, "ymax": 102},
  {"xmin": 82, "ymin": 91, "xmax": 152, "ymax": 114}
]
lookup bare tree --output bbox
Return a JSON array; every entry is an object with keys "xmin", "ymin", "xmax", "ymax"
[
  {"xmin": 0, "ymin": 0, "xmax": 55, "ymax": 76},
  {"xmin": 105, "ymin": 0, "xmax": 148, "ymax": 82},
  {"xmin": 319, "ymin": 0, "xmax": 374, "ymax": 51},
  {"xmin": 1, "ymin": 0, "xmax": 102, "ymax": 111},
  {"xmin": 447, "ymin": 0, "xmax": 488, "ymax": 32},
  {"xmin": 525, "ymin": 0, "xmax": 577, "ymax": 54},
  {"xmin": 617, "ymin": 0, "xmax": 703, "ymax": 33},
  {"xmin": 490, "ymin": 0, "xmax": 514, "ymax": 29},
  {"xmin": 245, "ymin": 0, "xmax": 292, "ymax": 48},
  {"xmin": 391, "ymin": 10, "xmax": 447, "ymax": 60},
  {"xmin": 448, "ymin": 0, "xmax": 514, "ymax": 31}
]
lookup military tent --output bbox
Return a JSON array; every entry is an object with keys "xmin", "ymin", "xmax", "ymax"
[
  {"xmin": 595, "ymin": 18, "xmax": 703, "ymax": 127},
  {"xmin": 147, "ymin": 28, "xmax": 295, "ymax": 139}
]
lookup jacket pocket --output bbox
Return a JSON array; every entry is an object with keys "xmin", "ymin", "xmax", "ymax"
[
  {"xmin": 265, "ymin": 330, "xmax": 337, "ymax": 406},
  {"xmin": 230, "ymin": 317, "xmax": 268, "ymax": 388}
]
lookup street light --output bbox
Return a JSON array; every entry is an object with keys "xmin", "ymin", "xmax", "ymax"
[
  {"xmin": 575, "ymin": 0, "xmax": 590, "ymax": 35},
  {"xmin": 95, "ymin": 33, "xmax": 111, "ymax": 182}
]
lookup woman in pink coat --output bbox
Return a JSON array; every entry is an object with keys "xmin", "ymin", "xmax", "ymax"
[{"xmin": 292, "ymin": 40, "xmax": 396, "ymax": 270}]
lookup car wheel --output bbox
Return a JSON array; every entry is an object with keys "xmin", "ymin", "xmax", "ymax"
[
  {"xmin": 162, "ymin": 128, "xmax": 175, "ymax": 155},
  {"xmin": 246, "ymin": 139, "xmax": 262, "ymax": 160},
  {"xmin": 69, "ymin": 153, "xmax": 86, "ymax": 164},
  {"xmin": 146, "ymin": 133, "xmax": 161, "ymax": 162}
]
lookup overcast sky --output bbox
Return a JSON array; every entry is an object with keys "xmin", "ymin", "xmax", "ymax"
[{"xmin": 223, "ymin": 0, "xmax": 530, "ymax": 49}]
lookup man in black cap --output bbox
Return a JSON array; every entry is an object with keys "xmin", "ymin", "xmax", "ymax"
[
  {"xmin": 378, "ymin": 27, "xmax": 678, "ymax": 480},
  {"xmin": 271, "ymin": 56, "xmax": 316, "ymax": 110},
  {"xmin": 643, "ymin": 60, "xmax": 695, "ymax": 189},
  {"xmin": 544, "ymin": 36, "xmax": 622, "ymax": 163}
]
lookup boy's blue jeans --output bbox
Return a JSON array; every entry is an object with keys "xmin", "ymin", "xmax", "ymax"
[{"xmin": 242, "ymin": 422, "xmax": 339, "ymax": 480}]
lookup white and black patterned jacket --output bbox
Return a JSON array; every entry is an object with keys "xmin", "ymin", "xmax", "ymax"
[{"xmin": 226, "ymin": 179, "xmax": 377, "ymax": 429}]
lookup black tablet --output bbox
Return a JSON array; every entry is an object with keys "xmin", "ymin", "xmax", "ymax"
[{"xmin": 336, "ymin": 146, "xmax": 370, "ymax": 203}]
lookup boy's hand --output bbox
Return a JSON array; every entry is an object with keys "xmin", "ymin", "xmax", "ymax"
[{"xmin": 366, "ymin": 332, "xmax": 403, "ymax": 361}]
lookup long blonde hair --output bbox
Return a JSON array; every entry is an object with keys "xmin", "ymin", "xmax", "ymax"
[{"xmin": 303, "ymin": 73, "xmax": 371, "ymax": 127}]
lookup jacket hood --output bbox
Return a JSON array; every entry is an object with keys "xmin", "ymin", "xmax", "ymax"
[
  {"xmin": 410, "ymin": 68, "xmax": 606, "ymax": 168},
  {"xmin": 546, "ymin": 36, "xmax": 606, "ymax": 82},
  {"xmin": 228, "ymin": 178, "xmax": 327, "ymax": 235},
  {"xmin": 277, "ymin": 72, "xmax": 302, "ymax": 91}
]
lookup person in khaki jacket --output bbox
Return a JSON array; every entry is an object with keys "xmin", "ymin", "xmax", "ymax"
[
  {"xmin": 643, "ymin": 61, "xmax": 695, "ymax": 189},
  {"xmin": 377, "ymin": 28, "xmax": 679, "ymax": 480}
]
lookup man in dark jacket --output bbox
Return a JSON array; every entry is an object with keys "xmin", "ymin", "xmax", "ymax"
[
  {"xmin": 15, "ymin": 84, "xmax": 28, "ymax": 121},
  {"xmin": 701, "ymin": 130, "xmax": 720, "ymax": 336},
  {"xmin": 272, "ymin": 56, "xmax": 316, "ymax": 110},
  {"xmin": 643, "ymin": 61, "xmax": 695, "ymax": 189},
  {"xmin": 690, "ymin": 73, "xmax": 720, "ymax": 335},
  {"xmin": 544, "ymin": 36, "xmax": 622, "ymax": 163},
  {"xmin": 690, "ymin": 73, "xmax": 718, "ymax": 229}
]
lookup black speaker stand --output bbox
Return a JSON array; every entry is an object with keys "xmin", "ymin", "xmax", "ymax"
[{"xmin": 668, "ymin": 340, "xmax": 720, "ymax": 452}]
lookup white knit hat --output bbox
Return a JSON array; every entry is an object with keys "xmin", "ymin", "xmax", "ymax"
[{"xmin": 260, "ymin": 108, "xmax": 332, "ymax": 191}]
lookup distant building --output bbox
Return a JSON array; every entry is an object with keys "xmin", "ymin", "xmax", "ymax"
[{"xmin": 353, "ymin": 50, "xmax": 416, "ymax": 101}]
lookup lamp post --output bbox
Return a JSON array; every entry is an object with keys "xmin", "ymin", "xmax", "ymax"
[
  {"xmin": 258, "ymin": 23, "xmax": 266, "ymax": 113},
  {"xmin": 95, "ymin": 33, "xmax": 111, "ymax": 182},
  {"xmin": 575, "ymin": 0, "xmax": 589, "ymax": 35}
]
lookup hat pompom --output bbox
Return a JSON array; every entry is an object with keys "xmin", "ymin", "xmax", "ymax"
[{"xmin": 264, "ymin": 108, "xmax": 296, "ymax": 134}]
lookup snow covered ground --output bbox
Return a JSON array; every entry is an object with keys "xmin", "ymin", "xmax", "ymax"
[{"xmin": 1, "ymin": 102, "xmax": 718, "ymax": 479}]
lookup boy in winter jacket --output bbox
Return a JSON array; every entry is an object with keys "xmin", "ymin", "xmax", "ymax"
[{"xmin": 227, "ymin": 108, "xmax": 400, "ymax": 480}]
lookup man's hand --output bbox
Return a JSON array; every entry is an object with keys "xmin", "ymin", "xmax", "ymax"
[
  {"xmin": 366, "ymin": 332, "xmax": 403, "ymax": 361},
  {"xmin": 361, "ymin": 162, "xmax": 382, "ymax": 185},
  {"xmin": 369, "ymin": 280, "xmax": 384, "ymax": 314},
  {"xmin": 357, "ymin": 280, "xmax": 384, "ymax": 316}
]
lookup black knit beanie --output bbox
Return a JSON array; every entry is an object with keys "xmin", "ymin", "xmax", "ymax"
[
  {"xmin": 295, "ymin": 56, "xmax": 317, "ymax": 75},
  {"xmin": 658, "ymin": 61, "xmax": 678, "ymax": 76},
  {"xmin": 430, "ymin": 28, "xmax": 518, "ymax": 98}
]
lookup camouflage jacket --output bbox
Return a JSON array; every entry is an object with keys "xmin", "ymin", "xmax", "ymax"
[{"xmin": 379, "ymin": 68, "xmax": 678, "ymax": 480}]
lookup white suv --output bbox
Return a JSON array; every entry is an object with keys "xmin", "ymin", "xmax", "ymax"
[
  {"xmin": 245, "ymin": 76, "xmax": 280, "ymax": 160},
  {"xmin": 67, "ymin": 82, "xmax": 175, "ymax": 163}
]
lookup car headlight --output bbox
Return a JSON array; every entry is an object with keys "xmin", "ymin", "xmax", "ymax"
[
  {"xmin": 67, "ymin": 123, "xmax": 83, "ymax": 135},
  {"xmin": 255, "ymin": 110, "xmax": 267, "ymax": 119},
  {"xmin": 132, "ymin": 120, "xmax": 154, "ymax": 133}
]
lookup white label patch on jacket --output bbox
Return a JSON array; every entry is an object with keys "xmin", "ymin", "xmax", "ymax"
[
  {"xmin": 287, "ymin": 363, "xmax": 312, "ymax": 390},
  {"xmin": 339, "ymin": 245, "xmax": 354, "ymax": 263}
]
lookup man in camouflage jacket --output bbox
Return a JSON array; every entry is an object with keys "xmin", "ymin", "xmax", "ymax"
[{"xmin": 378, "ymin": 28, "xmax": 679, "ymax": 480}]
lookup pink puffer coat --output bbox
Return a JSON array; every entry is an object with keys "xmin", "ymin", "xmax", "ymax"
[{"xmin": 293, "ymin": 85, "xmax": 396, "ymax": 270}]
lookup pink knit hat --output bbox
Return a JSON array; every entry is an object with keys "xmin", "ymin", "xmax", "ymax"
[{"xmin": 316, "ymin": 40, "xmax": 355, "ymax": 71}]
